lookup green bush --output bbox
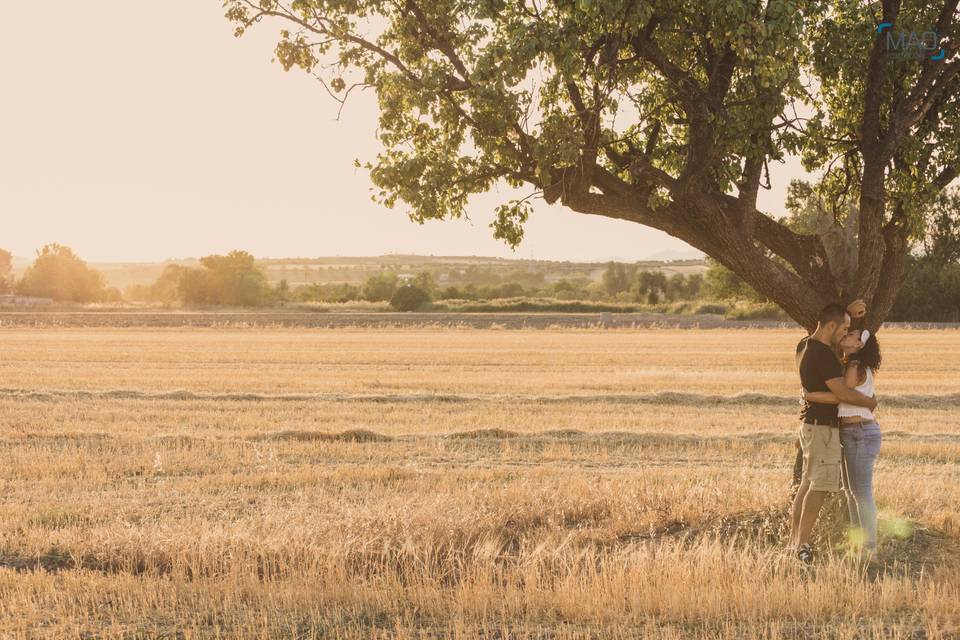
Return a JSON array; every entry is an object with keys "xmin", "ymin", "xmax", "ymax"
[
  {"xmin": 390, "ymin": 284, "xmax": 431, "ymax": 311},
  {"xmin": 363, "ymin": 271, "xmax": 399, "ymax": 302}
]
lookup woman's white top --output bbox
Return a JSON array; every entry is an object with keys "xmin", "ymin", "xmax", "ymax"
[{"xmin": 838, "ymin": 365, "xmax": 874, "ymax": 419}]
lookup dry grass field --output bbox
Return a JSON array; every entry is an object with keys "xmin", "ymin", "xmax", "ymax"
[{"xmin": 1, "ymin": 327, "xmax": 959, "ymax": 638}]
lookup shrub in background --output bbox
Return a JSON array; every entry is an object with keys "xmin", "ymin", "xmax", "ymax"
[{"xmin": 390, "ymin": 284, "xmax": 431, "ymax": 311}]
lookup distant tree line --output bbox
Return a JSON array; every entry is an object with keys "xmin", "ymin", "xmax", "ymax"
[
  {"xmin": 600, "ymin": 262, "xmax": 704, "ymax": 304},
  {"xmin": 284, "ymin": 262, "xmax": 705, "ymax": 311},
  {"xmin": 127, "ymin": 251, "xmax": 273, "ymax": 306},
  {"xmin": 7, "ymin": 213, "xmax": 960, "ymax": 319},
  {"xmin": 0, "ymin": 245, "xmax": 707, "ymax": 311},
  {"xmin": 0, "ymin": 244, "xmax": 121, "ymax": 302}
]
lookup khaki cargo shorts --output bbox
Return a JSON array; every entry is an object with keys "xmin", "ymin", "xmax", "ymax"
[{"xmin": 798, "ymin": 422, "xmax": 843, "ymax": 492}]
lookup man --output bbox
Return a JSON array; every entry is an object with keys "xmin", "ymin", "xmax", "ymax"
[
  {"xmin": 791, "ymin": 300, "xmax": 867, "ymax": 489},
  {"xmin": 790, "ymin": 302, "xmax": 876, "ymax": 564}
]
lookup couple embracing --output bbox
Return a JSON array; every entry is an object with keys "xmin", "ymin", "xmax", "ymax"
[{"xmin": 790, "ymin": 300, "xmax": 883, "ymax": 565}]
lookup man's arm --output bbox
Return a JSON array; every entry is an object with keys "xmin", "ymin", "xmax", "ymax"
[
  {"xmin": 807, "ymin": 362, "xmax": 865, "ymax": 405},
  {"xmin": 803, "ymin": 390, "xmax": 840, "ymax": 404},
  {"xmin": 824, "ymin": 377, "xmax": 877, "ymax": 410}
]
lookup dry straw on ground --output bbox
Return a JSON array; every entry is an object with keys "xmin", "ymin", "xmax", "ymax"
[{"xmin": 0, "ymin": 327, "xmax": 958, "ymax": 638}]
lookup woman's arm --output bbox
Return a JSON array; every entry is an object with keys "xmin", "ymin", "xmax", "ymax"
[
  {"xmin": 845, "ymin": 360, "xmax": 865, "ymax": 388},
  {"xmin": 847, "ymin": 299, "xmax": 867, "ymax": 326}
]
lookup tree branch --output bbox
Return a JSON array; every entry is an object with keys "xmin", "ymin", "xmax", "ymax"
[
  {"xmin": 861, "ymin": 0, "xmax": 901, "ymax": 157},
  {"xmin": 934, "ymin": 165, "xmax": 959, "ymax": 191}
]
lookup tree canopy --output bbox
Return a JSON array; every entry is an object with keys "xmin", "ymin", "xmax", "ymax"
[
  {"xmin": 390, "ymin": 283, "xmax": 432, "ymax": 310},
  {"xmin": 17, "ymin": 244, "xmax": 109, "ymax": 302},
  {"xmin": 225, "ymin": 0, "xmax": 960, "ymax": 329},
  {"xmin": 168, "ymin": 251, "xmax": 270, "ymax": 306}
]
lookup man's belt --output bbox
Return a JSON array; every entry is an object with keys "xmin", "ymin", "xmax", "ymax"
[{"xmin": 804, "ymin": 418, "xmax": 839, "ymax": 428}]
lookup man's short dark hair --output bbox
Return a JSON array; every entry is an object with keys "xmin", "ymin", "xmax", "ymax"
[{"xmin": 818, "ymin": 303, "xmax": 848, "ymax": 327}]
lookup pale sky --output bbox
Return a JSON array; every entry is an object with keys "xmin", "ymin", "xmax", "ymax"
[{"xmin": 0, "ymin": 2, "xmax": 808, "ymax": 263}]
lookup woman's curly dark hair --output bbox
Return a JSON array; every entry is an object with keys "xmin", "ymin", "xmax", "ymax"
[{"xmin": 852, "ymin": 332, "xmax": 882, "ymax": 372}]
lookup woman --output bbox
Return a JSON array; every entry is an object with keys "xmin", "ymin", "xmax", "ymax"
[{"xmin": 803, "ymin": 328, "xmax": 883, "ymax": 560}]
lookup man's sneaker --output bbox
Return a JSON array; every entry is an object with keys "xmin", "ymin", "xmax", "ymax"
[{"xmin": 797, "ymin": 543, "xmax": 814, "ymax": 565}]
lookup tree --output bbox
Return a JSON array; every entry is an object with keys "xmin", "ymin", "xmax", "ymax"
[
  {"xmin": 664, "ymin": 273, "xmax": 702, "ymax": 301},
  {"xmin": 226, "ymin": 0, "xmax": 960, "ymax": 331},
  {"xmin": 363, "ymin": 271, "xmax": 399, "ymax": 301},
  {"xmin": 150, "ymin": 264, "xmax": 192, "ymax": 303},
  {"xmin": 889, "ymin": 257, "xmax": 960, "ymax": 321},
  {"xmin": 601, "ymin": 261, "xmax": 630, "ymax": 296},
  {"xmin": 889, "ymin": 187, "xmax": 960, "ymax": 321},
  {"xmin": 413, "ymin": 271, "xmax": 437, "ymax": 295},
  {"xmin": 274, "ymin": 278, "xmax": 291, "ymax": 303},
  {"xmin": 633, "ymin": 270, "xmax": 668, "ymax": 304},
  {"xmin": 703, "ymin": 259, "xmax": 765, "ymax": 302},
  {"xmin": 198, "ymin": 251, "xmax": 269, "ymax": 306},
  {"xmin": 17, "ymin": 244, "xmax": 108, "ymax": 302},
  {"xmin": 390, "ymin": 284, "xmax": 431, "ymax": 311},
  {"xmin": 922, "ymin": 188, "xmax": 960, "ymax": 266},
  {"xmin": 551, "ymin": 279, "xmax": 577, "ymax": 297},
  {"xmin": 154, "ymin": 252, "xmax": 269, "ymax": 306},
  {"xmin": 0, "ymin": 248, "xmax": 12, "ymax": 294},
  {"xmin": 178, "ymin": 268, "xmax": 214, "ymax": 305},
  {"xmin": 678, "ymin": 273, "xmax": 704, "ymax": 300}
]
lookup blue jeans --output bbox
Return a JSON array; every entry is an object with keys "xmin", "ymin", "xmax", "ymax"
[{"xmin": 840, "ymin": 421, "xmax": 882, "ymax": 551}]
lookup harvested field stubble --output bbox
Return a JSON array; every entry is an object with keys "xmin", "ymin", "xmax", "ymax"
[{"xmin": 0, "ymin": 327, "xmax": 958, "ymax": 638}]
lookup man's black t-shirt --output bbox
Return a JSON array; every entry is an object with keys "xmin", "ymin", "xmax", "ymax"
[{"xmin": 798, "ymin": 338, "xmax": 843, "ymax": 425}]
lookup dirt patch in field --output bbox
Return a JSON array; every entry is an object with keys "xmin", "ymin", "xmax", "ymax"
[
  {"xmin": 149, "ymin": 434, "xmax": 213, "ymax": 447},
  {"xmin": 540, "ymin": 428, "xmax": 588, "ymax": 439},
  {"xmin": 252, "ymin": 428, "xmax": 394, "ymax": 443},
  {"xmin": 446, "ymin": 428, "xmax": 520, "ymax": 440},
  {"xmin": 0, "ymin": 432, "xmax": 116, "ymax": 446}
]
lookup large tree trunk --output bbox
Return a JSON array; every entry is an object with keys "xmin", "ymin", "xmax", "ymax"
[
  {"xmin": 673, "ymin": 192, "xmax": 868, "ymax": 333},
  {"xmin": 558, "ymin": 185, "xmax": 901, "ymax": 333}
]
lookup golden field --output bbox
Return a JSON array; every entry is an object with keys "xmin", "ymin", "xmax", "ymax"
[{"xmin": 1, "ymin": 327, "xmax": 959, "ymax": 639}]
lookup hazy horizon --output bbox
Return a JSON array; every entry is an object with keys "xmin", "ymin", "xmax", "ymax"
[
  {"xmin": 7, "ymin": 249, "xmax": 707, "ymax": 268},
  {"xmin": 2, "ymin": 2, "xmax": 809, "ymax": 264}
]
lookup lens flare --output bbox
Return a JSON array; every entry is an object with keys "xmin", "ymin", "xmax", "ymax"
[{"xmin": 879, "ymin": 516, "xmax": 914, "ymax": 539}]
